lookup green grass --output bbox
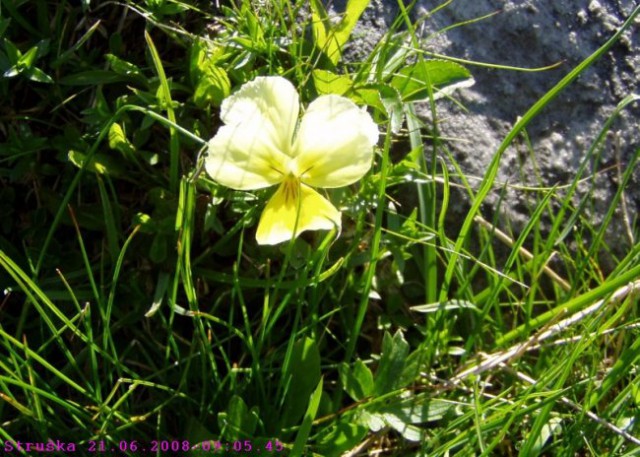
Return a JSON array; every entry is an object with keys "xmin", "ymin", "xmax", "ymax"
[{"xmin": 1, "ymin": 0, "xmax": 640, "ymax": 455}]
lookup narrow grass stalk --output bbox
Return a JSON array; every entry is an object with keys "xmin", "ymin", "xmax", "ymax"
[
  {"xmin": 438, "ymin": 4, "xmax": 640, "ymax": 302},
  {"xmin": 346, "ymin": 122, "xmax": 393, "ymax": 361}
]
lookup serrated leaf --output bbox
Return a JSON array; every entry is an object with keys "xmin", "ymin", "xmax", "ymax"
[
  {"xmin": 353, "ymin": 84, "xmax": 403, "ymax": 133},
  {"xmin": 340, "ymin": 359, "xmax": 374, "ymax": 401},
  {"xmin": 374, "ymin": 330, "xmax": 409, "ymax": 395},
  {"xmin": 391, "ymin": 60, "xmax": 473, "ymax": 102},
  {"xmin": 313, "ymin": 69, "xmax": 352, "ymax": 95}
]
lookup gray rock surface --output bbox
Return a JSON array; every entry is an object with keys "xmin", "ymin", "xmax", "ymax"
[{"xmin": 338, "ymin": 0, "xmax": 640, "ymax": 254}]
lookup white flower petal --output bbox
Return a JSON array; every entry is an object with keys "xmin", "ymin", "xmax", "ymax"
[
  {"xmin": 205, "ymin": 76, "xmax": 301, "ymax": 190},
  {"xmin": 221, "ymin": 76, "xmax": 299, "ymax": 156},
  {"xmin": 205, "ymin": 124, "xmax": 289, "ymax": 190},
  {"xmin": 293, "ymin": 95, "xmax": 378, "ymax": 188},
  {"xmin": 256, "ymin": 181, "xmax": 341, "ymax": 245}
]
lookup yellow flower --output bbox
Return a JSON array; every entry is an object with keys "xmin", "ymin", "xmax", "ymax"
[{"xmin": 205, "ymin": 76, "xmax": 379, "ymax": 245}]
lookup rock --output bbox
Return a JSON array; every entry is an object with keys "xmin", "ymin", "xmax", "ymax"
[{"xmin": 337, "ymin": 0, "xmax": 640, "ymax": 255}]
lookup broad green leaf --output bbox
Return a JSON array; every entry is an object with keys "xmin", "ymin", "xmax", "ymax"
[
  {"xmin": 391, "ymin": 60, "xmax": 473, "ymax": 102},
  {"xmin": 352, "ymin": 87, "xmax": 385, "ymax": 112},
  {"xmin": 353, "ymin": 84, "xmax": 403, "ymax": 132},
  {"xmin": 360, "ymin": 396, "xmax": 451, "ymax": 442},
  {"xmin": 67, "ymin": 149, "xmax": 124, "ymax": 177},
  {"xmin": 193, "ymin": 64, "xmax": 230, "ymax": 108},
  {"xmin": 313, "ymin": 69, "xmax": 352, "ymax": 95},
  {"xmin": 106, "ymin": 54, "xmax": 145, "ymax": 81},
  {"xmin": 396, "ymin": 347, "xmax": 428, "ymax": 389},
  {"xmin": 379, "ymin": 396, "xmax": 451, "ymax": 423},
  {"xmin": 381, "ymin": 413, "xmax": 424, "ymax": 441},
  {"xmin": 316, "ymin": 418, "xmax": 368, "ymax": 457},
  {"xmin": 373, "ymin": 330, "xmax": 409, "ymax": 395},
  {"xmin": 218, "ymin": 395, "xmax": 259, "ymax": 440},
  {"xmin": 282, "ymin": 337, "xmax": 321, "ymax": 427},
  {"xmin": 339, "ymin": 359, "xmax": 374, "ymax": 401}
]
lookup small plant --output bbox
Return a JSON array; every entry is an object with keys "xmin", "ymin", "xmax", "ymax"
[{"xmin": 1, "ymin": 1, "xmax": 639, "ymax": 456}]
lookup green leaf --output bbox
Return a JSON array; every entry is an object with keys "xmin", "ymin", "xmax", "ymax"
[
  {"xmin": 59, "ymin": 70, "xmax": 128, "ymax": 85},
  {"xmin": 309, "ymin": 0, "xmax": 337, "ymax": 64},
  {"xmin": 313, "ymin": 69, "xmax": 352, "ymax": 95},
  {"xmin": 0, "ymin": 18, "xmax": 10, "ymax": 38},
  {"xmin": 311, "ymin": 0, "xmax": 370, "ymax": 65},
  {"xmin": 218, "ymin": 395, "xmax": 259, "ymax": 440},
  {"xmin": 149, "ymin": 233, "xmax": 168, "ymax": 264},
  {"xmin": 529, "ymin": 416, "xmax": 563, "ymax": 455},
  {"xmin": 379, "ymin": 396, "xmax": 451, "ymax": 424},
  {"xmin": 108, "ymin": 123, "xmax": 136, "ymax": 156},
  {"xmin": 339, "ymin": 359, "xmax": 374, "ymax": 401},
  {"xmin": 67, "ymin": 149, "xmax": 124, "ymax": 177},
  {"xmin": 290, "ymin": 378, "xmax": 323, "ymax": 457},
  {"xmin": 105, "ymin": 54, "xmax": 145, "ymax": 82},
  {"xmin": 24, "ymin": 67, "xmax": 54, "ymax": 84},
  {"xmin": 193, "ymin": 64, "xmax": 230, "ymax": 108},
  {"xmin": 332, "ymin": 0, "xmax": 370, "ymax": 55},
  {"xmin": 361, "ymin": 396, "xmax": 452, "ymax": 442},
  {"xmin": 353, "ymin": 84, "xmax": 403, "ymax": 132},
  {"xmin": 391, "ymin": 60, "xmax": 473, "ymax": 102},
  {"xmin": 316, "ymin": 419, "xmax": 368, "ymax": 457},
  {"xmin": 18, "ymin": 45, "xmax": 38, "ymax": 69},
  {"xmin": 282, "ymin": 337, "xmax": 321, "ymax": 427},
  {"xmin": 373, "ymin": 330, "xmax": 409, "ymax": 395},
  {"xmin": 4, "ymin": 38, "xmax": 21, "ymax": 64}
]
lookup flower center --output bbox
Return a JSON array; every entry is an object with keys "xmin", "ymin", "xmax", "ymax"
[{"xmin": 281, "ymin": 175, "xmax": 300, "ymax": 206}]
